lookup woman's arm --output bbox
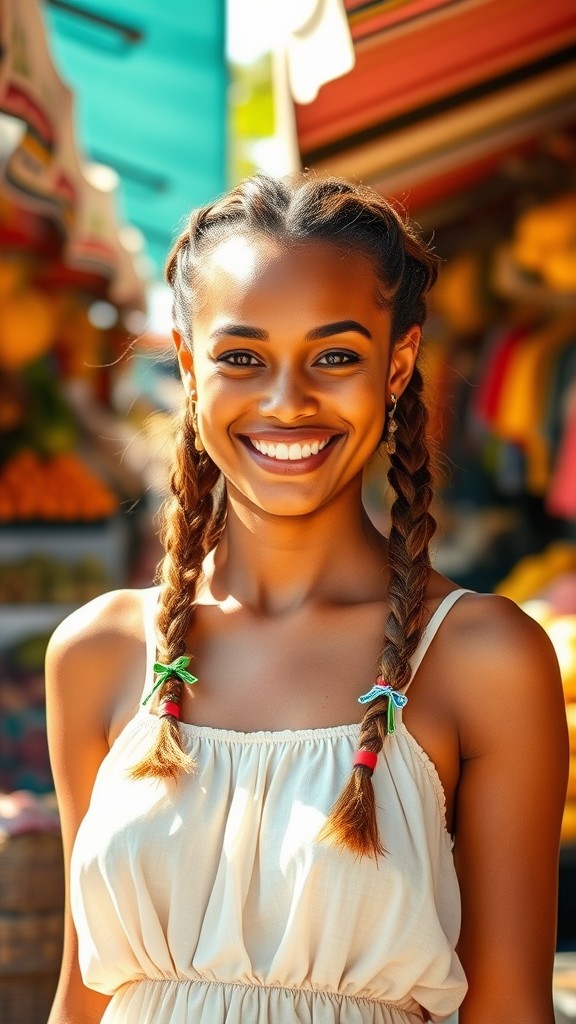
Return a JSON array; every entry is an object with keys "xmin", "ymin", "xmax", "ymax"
[
  {"xmin": 45, "ymin": 590, "xmax": 144, "ymax": 1024},
  {"xmin": 452, "ymin": 595, "xmax": 568, "ymax": 1024}
]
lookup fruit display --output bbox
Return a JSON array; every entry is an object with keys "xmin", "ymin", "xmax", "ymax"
[
  {"xmin": 0, "ymin": 285, "xmax": 59, "ymax": 371},
  {"xmin": 0, "ymin": 450, "xmax": 118, "ymax": 523},
  {"xmin": 0, "ymin": 103, "xmax": 144, "ymax": 823},
  {"xmin": 497, "ymin": 544, "xmax": 576, "ymax": 844},
  {"xmin": 0, "ymin": 552, "xmax": 110, "ymax": 604},
  {"xmin": 0, "ymin": 358, "xmax": 77, "ymax": 462},
  {"xmin": 0, "ymin": 633, "xmax": 54, "ymax": 794}
]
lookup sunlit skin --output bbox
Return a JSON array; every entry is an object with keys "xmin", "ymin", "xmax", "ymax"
[
  {"xmin": 178, "ymin": 235, "xmax": 418, "ymax": 519},
  {"xmin": 174, "ymin": 236, "xmax": 418, "ymax": 618},
  {"xmin": 45, "ymin": 235, "xmax": 568, "ymax": 1024},
  {"xmin": 171, "ymin": 237, "xmax": 424, "ymax": 732}
]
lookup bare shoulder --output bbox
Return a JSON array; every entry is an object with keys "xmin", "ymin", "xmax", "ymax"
[
  {"xmin": 438, "ymin": 590, "xmax": 565, "ymax": 756},
  {"xmin": 46, "ymin": 587, "xmax": 157, "ymax": 739},
  {"xmin": 424, "ymin": 577, "xmax": 561, "ymax": 697},
  {"xmin": 48, "ymin": 585, "xmax": 153, "ymax": 648},
  {"xmin": 45, "ymin": 589, "xmax": 156, "ymax": 1024},
  {"xmin": 443, "ymin": 591, "xmax": 568, "ymax": 1016},
  {"xmin": 445, "ymin": 589, "xmax": 559, "ymax": 666}
]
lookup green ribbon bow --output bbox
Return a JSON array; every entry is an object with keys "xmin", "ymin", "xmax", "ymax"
[{"xmin": 142, "ymin": 655, "xmax": 198, "ymax": 706}]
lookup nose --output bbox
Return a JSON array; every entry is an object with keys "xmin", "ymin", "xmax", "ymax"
[{"xmin": 258, "ymin": 365, "xmax": 319, "ymax": 421}]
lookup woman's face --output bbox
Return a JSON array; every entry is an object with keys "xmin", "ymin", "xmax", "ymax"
[{"xmin": 178, "ymin": 234, "xmax": 418, "ymax": 518}]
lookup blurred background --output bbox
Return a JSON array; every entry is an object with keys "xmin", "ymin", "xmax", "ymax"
[{"xmin": 0, "ymin": 1, "xmax": 575, "ymax": 1020}]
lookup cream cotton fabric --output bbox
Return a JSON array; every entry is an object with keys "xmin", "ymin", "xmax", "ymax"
[{"xmin": 71, "ymin": 589, "xmax": 469, "ymax": 1023}]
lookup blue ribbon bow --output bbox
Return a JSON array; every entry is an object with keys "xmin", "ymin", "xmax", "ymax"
[
  {"xmin": 142, "ymin": 655, "xmax": 198, "ymax": 706},
  {"xmin": 358, "ymin": 683, "xmax": 407, "ymax": 734}
]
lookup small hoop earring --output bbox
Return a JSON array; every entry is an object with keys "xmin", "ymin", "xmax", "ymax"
[
  {"xmin": 385, "ymin": 393, "xmax": 398, "ymax": 456},
  {"xmin": 190, "ymin": 400, "xmax": 205, "ymax": 453}
]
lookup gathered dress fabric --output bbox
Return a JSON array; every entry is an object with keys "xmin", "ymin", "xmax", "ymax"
[{"xmin": 71, "ymin": 589, "xmax": 469, "ymax": 1023}]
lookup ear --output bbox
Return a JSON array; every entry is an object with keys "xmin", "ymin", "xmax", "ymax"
[
  {"xmin": 172, "ymin": 329, "xmax": 196, "ymax": 396},
  {"xmin": 388, "ymin": 325, "xmax": 420, "ymax": 401}
]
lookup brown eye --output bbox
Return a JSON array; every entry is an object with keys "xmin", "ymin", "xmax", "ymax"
[
  {"xmin": 218, "ymin": 351, "xmax": 262, "ymax": 367},
  {"xmin": 315, "ymin": 350, "xmax": 360, "ymax": 366}
]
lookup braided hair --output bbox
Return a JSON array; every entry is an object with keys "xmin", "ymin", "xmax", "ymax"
[{"xmin": 131, "ymin": 173, "xmax": 439, "ymax": 859}]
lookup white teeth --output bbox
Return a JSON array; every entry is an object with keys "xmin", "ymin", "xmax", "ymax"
[{"xmin": 250, "ymin": 437, "xmax": 331, "ymax": 461}]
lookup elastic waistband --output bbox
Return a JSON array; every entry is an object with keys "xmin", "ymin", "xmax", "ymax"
[{"xmin": 114, "ymin": 976, "xmax": 429, "ymax": 1020}]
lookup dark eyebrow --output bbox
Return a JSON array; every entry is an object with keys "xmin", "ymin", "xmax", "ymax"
[
  {"xmin": 210, "ymin": 324, "xmax": 268, "ymax": 341},
  {"xmin": 210, "ymin": 320, "xmax": 372, "ymax": 342},
  {"xmin": 305, "ymin": 320, "xmax": 372, "ymax": 341}
]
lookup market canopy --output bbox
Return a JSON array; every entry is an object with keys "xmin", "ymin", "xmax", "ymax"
[
  {"xmin": 43, "ymin": 0, "xmax": 227, "ymax": 274},
  {"xmin": 0, "ymin": 0, "xmax": 149, "ymax": 310},
  {"xmin": 295, "ymin": 0, "xmax": 576, "ymax": 218}
]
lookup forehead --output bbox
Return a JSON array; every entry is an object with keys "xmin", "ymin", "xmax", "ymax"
[{"xmin": 193, "ymin": 234, "xmax": 386, "ymax": 327}]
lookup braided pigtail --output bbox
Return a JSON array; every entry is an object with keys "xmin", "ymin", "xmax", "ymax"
[
  {"xmin": 130, "ymin": 402, "xmax": 223, "ymax": 780},
  {"xmin": 319, "ymin": 365, "xmax": 436, "ymax": 858},
  {"xmin": 380, "ymin": 366, "xmax": 436, "ymax": 683},
  {"xmin": 130, "ymin": 172, "xmax": 439, "ymax": 822}
]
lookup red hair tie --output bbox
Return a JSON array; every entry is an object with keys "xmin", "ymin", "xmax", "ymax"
[
  {"xmin": 160, "ymin": 700, "xmax": 180, "ymax": 720},
  {"xmin": 354, "ymin": 749, "xmax": 378, "ymax": 772}
]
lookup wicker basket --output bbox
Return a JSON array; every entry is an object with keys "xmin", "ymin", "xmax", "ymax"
[
  {"xmin": 0, "ymin": 832, "xmax": 64, "ymax": 914},
  {"xmin": 0, "ymin": 972, "xmax": 59, "ymax": 1024},
  {"xmin": 0, "ymin": 831, "xmax": 64, "ymax": 1022},
  {"xmin": 0, "ymin": 909, "xmax": 63, "ymax": 974},
  {"xmin": 0, "ymin": 910, "xmax": 63, "ymax": 1024}
]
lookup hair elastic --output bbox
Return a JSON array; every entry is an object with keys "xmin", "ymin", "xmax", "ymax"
[
  {"xmin": 354, "ymin": 749, "xmax": 378, "ymax": 772},
  {"xmin": 160, "ymin": 700, "xmax": 180, "ymax": 720}
]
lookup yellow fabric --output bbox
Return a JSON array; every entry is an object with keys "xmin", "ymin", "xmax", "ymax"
[{"xmin": 494, "ymin": 316, "xmax": 576, "ymax": 494}]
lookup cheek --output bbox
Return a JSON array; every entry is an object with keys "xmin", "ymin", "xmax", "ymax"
[
  {"xmin": 195, "ymin": 375, "xmax": 247, "ymax": 469},
  {"xmin": 356, "ymin": 393, "xmax": 388, "ymax": 456},
  {"xmin": 194, "ymin": 363, "xmax": 234, "ymax": 414},
  {"xmin": 346, "ymin": 376, "xmax": 387, "ymax": 426}
]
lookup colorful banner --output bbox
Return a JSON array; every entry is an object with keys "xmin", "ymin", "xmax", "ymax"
[
  {"xmin": 0, "ymin": 0, "xmax": 146, "ymax": 308},
  {"xmin": 0, "ymin": 0, "xmax": 78, "ymax": 227}
]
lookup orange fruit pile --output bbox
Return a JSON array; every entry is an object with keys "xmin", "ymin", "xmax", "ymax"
[{"xmin": 0, "ymin": 451, "xmax": 117, "ymax": 523}]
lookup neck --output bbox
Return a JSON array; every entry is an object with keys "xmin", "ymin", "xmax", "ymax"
[{"xmin": 204, "ymin": 480, "xmax": 388, "ymax": 615}]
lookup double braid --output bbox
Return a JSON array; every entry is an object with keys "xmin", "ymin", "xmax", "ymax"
[
  {"xmin": 318, "ymin": 366, "xmax": 436, "ymax": 857},
  {"xmin": 130, "ymin": 393, "xmax": 223, "ymax": 780},
  {"xmin": 131, "ymin": 222, "xmax": 228, "ymax": 781},
  {"xmin": 380, "ymin": 366, "xmax": 435, "ymax": 688},
  {"xmin": 133, "ymin": 173, "xmax": 439, "ymax": 862}
]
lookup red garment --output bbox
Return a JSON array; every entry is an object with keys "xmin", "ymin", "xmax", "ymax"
[
  {"xmin": 473, "ymin": 327, "xmax": 527, "ymax": 427},
  {"xmin": 548, "ymin": 384, "xmax": 576, "ymax": 519}
]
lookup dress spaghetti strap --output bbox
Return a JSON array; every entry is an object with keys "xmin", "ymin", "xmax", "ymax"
[
  {"xmin": 140, "ymin": 586, "xmax": 161, "ymax": 706},
  {"xmin": 404, "ymin": 589, "xmax": 472, "ymax": 692}
]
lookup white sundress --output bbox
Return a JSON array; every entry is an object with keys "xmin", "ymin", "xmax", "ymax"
[{"xmin": 70, "ymin": 589, "xmax": 470, "ymax": 1023}]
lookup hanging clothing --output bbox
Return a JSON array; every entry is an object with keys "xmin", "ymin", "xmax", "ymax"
[
  {"xmin": 472, "ymin": 325, "xmax": 528, "ymax": 429},
  {"xmin": 548, "ymin": 380, "xmax": 576, "ymax": 519},
  {"xmin": 494, "ymin": 315, "xmax": 576, "ymax": 495}
]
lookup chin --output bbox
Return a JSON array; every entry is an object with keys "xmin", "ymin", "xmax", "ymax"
[
  {"xmin": 226, "ymin": 481, "xmax": 332, "ymax": 520},
  {"xmin": 247, "ymin": 496, "xmax": 327, "ymax": 519}
]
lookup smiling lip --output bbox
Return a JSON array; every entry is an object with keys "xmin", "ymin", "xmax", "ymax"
[{"xmin": 239, "ymin": 433, "xmax": 341, "ymax": 474}]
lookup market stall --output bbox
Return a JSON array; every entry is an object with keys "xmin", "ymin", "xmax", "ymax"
[
  {"xmin": 1, "ymin": 0, "xmax": 575, "ymax": 1017},
  {"xmin": 0, "ymin": 3, "xmax": 151, "ymax": 1016},
  {"xmin": 291, "ymin": 0, "xmax": 576, "ymax": 976}
]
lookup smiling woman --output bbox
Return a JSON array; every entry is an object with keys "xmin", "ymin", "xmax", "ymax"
[
  {"xmin": 45, "ymin": 173, "xmax": 568, "ymax": 1024},
  {"xmin": 174, "ymin": 235, "xmax": 403, "ymax": 506}
]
